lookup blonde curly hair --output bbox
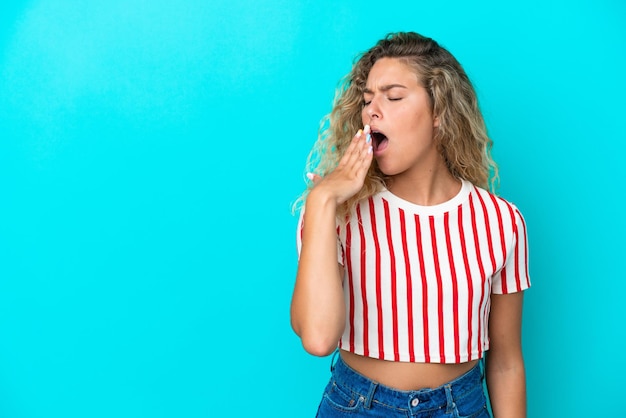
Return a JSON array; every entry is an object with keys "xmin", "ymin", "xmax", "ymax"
[{"xmin": 296, "ymin": 32, "xmax": 498, "ymax": 218}]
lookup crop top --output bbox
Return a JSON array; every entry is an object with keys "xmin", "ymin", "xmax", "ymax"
[{"xmin": 297, "ymin": 179, "xmax": 531, "ymax": 364}]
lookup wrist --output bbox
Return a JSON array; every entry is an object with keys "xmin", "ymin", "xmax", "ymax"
[{"xmin": 307, "ymin": 186, "xmax": 339, "ymax": 209}]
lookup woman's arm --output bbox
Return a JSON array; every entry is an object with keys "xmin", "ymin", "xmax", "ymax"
[
  {"xmin": 486, "ymin": 292, "xmax": 526, "ymax": 417},
  {"xmin": 290, "ymin": 189, "xmax": 346, "ymax": 357},
  {"xmin": 290, "ymin": 127, "xmax": 373, "ymax": 357}
]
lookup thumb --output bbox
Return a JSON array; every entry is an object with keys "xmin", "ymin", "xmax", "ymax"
[{"xmin": 306, "ymin": 172, "xmax": 323, "ymax": 185}]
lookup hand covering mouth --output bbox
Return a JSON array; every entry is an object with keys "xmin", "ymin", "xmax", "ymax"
[{"xmin": 371, "ymin": 131, "xmax": 389, "ymax": 152}]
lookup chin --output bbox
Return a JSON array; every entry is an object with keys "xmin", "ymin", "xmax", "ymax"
[
  {"xmin": 374, "ymin": 160, "xmax": 397, "ymax": 176},
  {"xmin": 377, "ymin": 166, "xmax": 401, "ymax": 177}
]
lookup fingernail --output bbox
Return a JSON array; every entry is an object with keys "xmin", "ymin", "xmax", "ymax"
[
  {"xmin": 366, "ymin": 133, "xmax": 371, "ymax": 143},
  {"xmin": 364, "ymin": 124, "xmax": 371, "ymax": 134},
  {"xmin": 306, "ymin": 172, "xmax": 315, "ymax": 181},
  {"xmin": 368, "ymin": 146, "xmax": 373, "ymax": 154},
  {"xmin": 356, "ymin": 129, "xmax": 363, "ymax": 138}
]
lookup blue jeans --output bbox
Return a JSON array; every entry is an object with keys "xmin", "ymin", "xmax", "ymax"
[{"xmin": 316, "ymin": 354, "xmax": 490, "ymax": 417}]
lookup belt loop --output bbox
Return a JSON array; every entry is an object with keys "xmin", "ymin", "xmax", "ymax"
[
  {"xmin": 444, "ymin": 384, "xmax": 455, "ymax": 414},
  {"xmin": 363, "ymin": 381, "xmax": 378, "ymax": 409},
  {"xmin": 329, "ymin": 348, "xmax": 340, "ymax": 372},
  {"xmin": 479, "ymin": 356, "xmax": 486, "ymax": 379}
]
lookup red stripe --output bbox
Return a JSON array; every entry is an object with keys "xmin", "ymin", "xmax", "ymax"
[
  {"xmin": 475, "ymin": 189, "xmax": 498, "ymax": 356},
  {"xmin": 356, "ymin": 204, "xmax": 369, "ymax": 357},
  {"xmin": 345, "ymin": 220, "xmax": 355, "ymax": 352},
  {"xmin": 400, "ymin": 209, "xmax": 415, "ymax": 362},
  {"xmin": 475, "ymin": 190, "xmax": 496, "ymax": 273},
  {"xmin": 368, "ymin": 198, "xmax": 385, "ymax": 359},
  {"xmin": 429, "ymin": 216, "xmax": 446, "ymax": 363},
  {"xmin": 444, "ymin": 212, "xmax": 461, "ymax": 363},
  {"xmin": 457, "ymin": 205, "xmax": 474, "ymax": 360},
  {"xmin": 415, "ymin": 214, "xmax": 430, "ymax": 363},
  {"xmin": 383, "ymin": 201, "xmax": 399, "ymax": 361},
  {"xmin": 469, "ymin": 192, "xmax": 486, "ymax": 358},
  {"xmin": 337, "ymin": 220, "xmax": 343, "ymax": 350},
  {"xmin": 508, "ymin": 205, "xmax": 522, "ymax": 292},
  {"xmin": 336, "ymin": 224, "xmax": 342, "ymax": 264},
  {"xmin": 517, "ymin": 208, "xmax": 530, "ymax": 289},
  {"xmin": 490, "ymin": 194, "xmax": 508, "ymax": 293}
]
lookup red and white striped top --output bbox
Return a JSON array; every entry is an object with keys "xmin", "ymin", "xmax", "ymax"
[{"xmin": 297, "ymin": 180, "xmax": 530, "ymax": 364}]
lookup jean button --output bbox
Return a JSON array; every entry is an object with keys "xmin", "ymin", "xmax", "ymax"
[{"xmin": 411, "ymin": 398, "xmax": 419, "ymax": 407}]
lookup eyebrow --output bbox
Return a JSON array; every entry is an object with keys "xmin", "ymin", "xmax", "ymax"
[{"xmin": 363, "ymin": 84, "xmax": 408, "ymax": 94}]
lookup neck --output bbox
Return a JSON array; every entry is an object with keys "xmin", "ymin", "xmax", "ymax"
[{"xmin": 386, "ymin": 163, "xmax": 461, "ymax": 207}]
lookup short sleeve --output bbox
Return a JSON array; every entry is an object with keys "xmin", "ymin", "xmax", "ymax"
[
  {"xmin": 491, "ymin": 204, "xmax": 531, "ymax": 294},
  {"xmin": 296, "ymin": 208, "xmax": 344, "ymax": 265}
]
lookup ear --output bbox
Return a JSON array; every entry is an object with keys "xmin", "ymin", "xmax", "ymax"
[{"xmin": 433, "ymin": 116, "xmax": 440, "ymax": 128}]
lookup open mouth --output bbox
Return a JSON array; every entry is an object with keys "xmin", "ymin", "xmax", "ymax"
[{"xmin": 371, "ymin": 131, "xmax": 388, "ymax": 152}]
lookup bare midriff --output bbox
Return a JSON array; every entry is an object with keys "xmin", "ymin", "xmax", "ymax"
[{"xmin": 340, "ymin": 350, "xmax": 479, "ymax": 391}]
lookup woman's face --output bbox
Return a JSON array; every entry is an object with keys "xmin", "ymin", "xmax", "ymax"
[{"xmin": 361, "ymin": 57, "xmax": 441, "ymax": 179}]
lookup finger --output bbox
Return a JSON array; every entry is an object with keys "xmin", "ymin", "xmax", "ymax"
[
  {"xmin": 355, "ymin": 131, "xmax": 374, "ymax": 174},
  {"xmin": 363, "ymin": 124, "xmax": 371, "ymax": 145},
  {"xmin": 351, "ymin": 125, "xmax": 372, "ymax": 166},
  {"xmin": 354, "ymin": 125, "xmax": 372, "ymax": 162},
  {"xmin": 306, "ymin": 172, "xmax": 323, "ymax": 184},
  {"xmin": 351, "ymin": 144, "xmax": 373, "ymax": 179},
  {"xmin": 338, "ymin": 129, "xmax": 365, "ymax": 168},
  {"xmin": 361, "ymin": 145, "xmax": 374, "ymax": 171}
]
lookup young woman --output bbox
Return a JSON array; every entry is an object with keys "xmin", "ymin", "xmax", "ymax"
[{"xmin": 291, "ymin": 32, "xmax": 530, "ymax": 417}]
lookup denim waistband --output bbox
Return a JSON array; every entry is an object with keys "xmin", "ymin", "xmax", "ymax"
[{"xmin": 330, "ymin": 354, "xmax": 484, "ymax": 413}]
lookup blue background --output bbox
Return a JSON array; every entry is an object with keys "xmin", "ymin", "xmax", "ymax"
[{"xmin": 1, "ymin": 1, "xmax": 624, "ymax": 417}]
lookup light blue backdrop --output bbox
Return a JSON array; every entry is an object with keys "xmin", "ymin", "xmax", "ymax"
[{"xmin": 1, "ymin": 1, "xmax": 624, "ymax": 417}]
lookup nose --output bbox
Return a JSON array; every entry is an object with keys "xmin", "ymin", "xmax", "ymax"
[{"xmin": 365, "ymin": 98, "xmax": 381, "ymax": 120}]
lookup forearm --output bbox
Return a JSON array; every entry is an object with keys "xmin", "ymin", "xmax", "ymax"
[
  {"xmin": 486, "ymin": 354, "xmax": 527, "ymax": 418},
  {"xmin": 290, "ymin": 189, "xmax": 346, "ymax": 356}
]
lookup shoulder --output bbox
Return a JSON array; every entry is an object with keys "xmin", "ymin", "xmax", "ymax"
[{"xmin": 470, "ymin": 184, "xmax": 525, "ymax": 216}]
